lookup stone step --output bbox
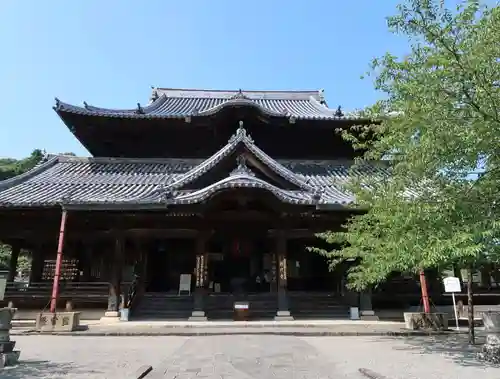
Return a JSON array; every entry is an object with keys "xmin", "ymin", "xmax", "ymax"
[{"xmin": 134, "ymin": 311, "xmax": 191, "ymax": 317}]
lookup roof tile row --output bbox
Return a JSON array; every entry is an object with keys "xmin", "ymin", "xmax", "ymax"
[
  {"xmin": 55, "ymin": 88, "xmax": 349, "ymax": 121},
  {"xmin": 0, "ymin": 126, "xmax": 389, "ymax": 208}
]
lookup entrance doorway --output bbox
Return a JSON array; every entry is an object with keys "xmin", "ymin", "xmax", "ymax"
[
  {"xmin": 145, "ymin": 238, "xmax": 195, "ymax": 293},
  {"xmin": 207, "ymin": 232, "xmax": 271, "ymax": 294}
]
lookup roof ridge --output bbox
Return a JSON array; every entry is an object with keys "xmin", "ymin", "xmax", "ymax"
[
  {"xmin": 155, "ymin": 88, "xmax": 322, "ymax": 101},
  {"xmin": 57, "ymin": 156, "xmax": 205, "ymax": 164},
  {"xmin": 155, "ymin": 87, "xmax": 321, "ymax": 94}
]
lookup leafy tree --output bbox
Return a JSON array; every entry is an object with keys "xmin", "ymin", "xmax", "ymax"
[
  {"xmin": 0, "ymin": 149, "xmax": 46, "ymax": 275},
  {"xmin": 0, "ymin": 149, "xmax": 44, "ymax": 180},
  {"xmin": 315, "ymin": 0, "xmax": 500, "ymax": 344},
  {"xmin": 0, "ymin": 149, "xmax": 77, "ymax": 277}
]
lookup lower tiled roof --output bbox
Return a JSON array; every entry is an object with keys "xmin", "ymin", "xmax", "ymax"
[{"xmin": 0, "ymin": 155, "xmax": 389, "ymax": 208}]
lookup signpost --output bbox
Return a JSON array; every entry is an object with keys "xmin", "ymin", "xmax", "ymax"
[
  {"xmin": 443, "ymin": 276, "xmax": 461, "ymax": 330},
  {"xmin": 0, "ymin": 271, "xmax": 8, "ymax": 301}
]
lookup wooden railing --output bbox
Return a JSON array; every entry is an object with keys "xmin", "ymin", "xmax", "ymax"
[{"xmin": 3, "ymin": 281, "xmax": 133, "ymax": 302}]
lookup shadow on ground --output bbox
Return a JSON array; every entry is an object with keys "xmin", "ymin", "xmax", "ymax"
[
  {"xmin": 380, "ymin": 333, "xmax": 498, "ymax": 368},
  {"xmin": 1, "ymin": 359, "xmax": 103, "ymax": 378}
]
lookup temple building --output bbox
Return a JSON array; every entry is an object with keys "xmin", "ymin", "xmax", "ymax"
[{"xmin": 0, "ymin": 87, "xmax": 392, "ymax": 321}]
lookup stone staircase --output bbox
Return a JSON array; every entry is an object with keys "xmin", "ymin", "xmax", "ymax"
[
  {"xmin": 288, "ymin": 292, "xmax": 350, "ymax": 319},
  {"xmin": 132, "ymin": 292, "xmax": 194, "ymax": 320},
  {"xmin": 131, "ymin": 292, "xmax": 350, "ymax": 320},
  {"xmin": 206, "ymin": 293, "xmax": 278, "ymax": 320}
]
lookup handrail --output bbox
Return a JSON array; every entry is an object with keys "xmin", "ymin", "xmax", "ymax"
[
  {"xmin": 3, "ymin": 281, "xmax": 133, "ymax": 300},
  {"xmin": 126, "ymin": 276, "xmax": 144, "ymax": 314}
]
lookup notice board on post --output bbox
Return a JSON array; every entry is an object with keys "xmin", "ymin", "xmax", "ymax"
[{"xmin": 178, "ymin": 274, "xmax": 192, "ymax": 295}]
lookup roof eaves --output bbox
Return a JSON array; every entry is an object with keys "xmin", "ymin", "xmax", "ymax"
[{"xmin": 164, "ymin": 174, "xmax": 317, "ymax": 206}]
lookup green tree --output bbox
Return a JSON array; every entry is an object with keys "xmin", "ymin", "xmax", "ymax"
[
  {"xmin": 0, "ymin": 150, "xmax": 76, "ymax": 277},
  {"xmin": 0, "ymin": 149, "xmax": 46, "ymax": 275},
  {"xmin": 315, "ymin": 0, "xmax": 500, "ymax": 344}
]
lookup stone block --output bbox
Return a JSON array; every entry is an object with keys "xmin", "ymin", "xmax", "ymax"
[
  {"xmin": 100, "ymin": 311, "xmax": 121, "ymax": 324},
  {"xmin": 360, "ymin": 310, "xmax": 379, "ymax": 321},
  {"xmin": 0, "ymin": 307, "xmax": 20, "ymax": 367},
  {"xmin": 0, "ymin": 308, "xmax": 16, "ymax": 331},
  {"xmin": 482, "ymin": 311, "xmax": 500, "ymax": 332},
  {"xmin": 188, "ymin": 311, "xmax": 207, "ymax": 321},
  {"xmin": 478, "ymin": 311, "xmax": 500, "ymax": 363},
  {"xmin": 274, "ymin": 310, "xmax": 294, "ymax": 321},
  {"xmin": 35, "ymin": 312, "xmax": 81, "ymax": 332},
  {"xmin": 0, "ymin": 351, "xmax": 20, "ymax": 368},
  {"xmin": 403, "ymin": 312, "xmax": 448, "ymax": 330},
  {"xmin": 0, "ymin": 330, "xmax": 10, "ymax": 343}
]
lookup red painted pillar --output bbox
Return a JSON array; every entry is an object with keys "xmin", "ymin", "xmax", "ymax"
[
  {"xmin": 50, "ymin": 209, "xmax": 68, "ymax": 313},
  {"xmin": 419, "ymin": 270, "xmax": 431, "ymax": 313}
]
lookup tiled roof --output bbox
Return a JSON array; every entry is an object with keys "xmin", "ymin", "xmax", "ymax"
[
  {"xmin": 0, "ymin": 127, "xmax": 390, "ymax": 209},
  {"xmin": 54, "ymin": 88, "xmax": 349, "ymax": 121}
]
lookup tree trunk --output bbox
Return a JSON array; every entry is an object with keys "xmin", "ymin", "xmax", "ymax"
[{"xmin": 467, "ymin": 266, "xmax": 475, "ymax": 345}]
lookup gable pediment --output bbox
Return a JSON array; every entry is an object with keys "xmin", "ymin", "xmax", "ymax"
[{"xmin": 161, "ymin": 123, "xmax": 315, "ymax": 194}]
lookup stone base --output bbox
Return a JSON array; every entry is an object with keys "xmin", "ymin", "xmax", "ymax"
[
  {"xmin": 403, "ymin": 312, "xmax": 448, "ymax": 330},
  {"xmin": 478, "ymin": 334, "xmax": 500, "ymax": 364},
  {"xmin": 0, "ymin": 351, "xmax": 20, "ymax": 368},
  {"xmin": 36, "ymin": 312, "xmax": 81, "ymax": 332},
  {"xmin": 482, "ymin": 311, "xmax": 500, "ymax": 332},
  {"xmin": 188, "ymin": 311, "xmax": 207, "ymax": 321},
  {"xmin": 274, "ymin": 310, "xmax": 294, "ymax": 321},
  {"xmin": 360, "ymin": 310, "xmax": 379, "ymax": 321},
  {"xmin": 100, "ymin": 311, "xmax": 121, "ymax": 324}
]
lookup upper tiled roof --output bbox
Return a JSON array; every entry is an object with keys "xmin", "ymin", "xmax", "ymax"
[
  {"xmin": 0, "ymin": 126, "xmax": 390, "ymax": 209},
  {"xmin": 54, "ymin": 88, "xmax": 349, "ymax": 121}
]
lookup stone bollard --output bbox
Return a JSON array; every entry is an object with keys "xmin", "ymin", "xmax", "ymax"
[
  {"xmin": 478, "ymin": 311, "xmax": 500, "ymax": 363},
  {"xmin": 0, "ymin": 307, "xmax": 21, "ymax": 368}
]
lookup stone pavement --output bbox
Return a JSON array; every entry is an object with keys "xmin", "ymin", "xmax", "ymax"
[
  {"xmin": 13, "ymin": 320, "xmax": 470, "ymax": 337},
  {"xmin": 1, "ymin": 334, "xmax": 498, "ymax": 378}
]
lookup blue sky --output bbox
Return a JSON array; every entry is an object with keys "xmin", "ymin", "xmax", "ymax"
[{"xmin": 0, "ymin": 0, "xmax": 410, "ymax": 159}]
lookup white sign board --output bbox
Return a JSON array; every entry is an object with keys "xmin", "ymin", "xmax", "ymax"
[
  {"xmin": 443, "ymin": 276, "xmax": 461, "ymax": 330},
  {"xmin": 0, "ymin": 271, "xmax": 8, "ymax": 301},
  {"xmin": 178, "ymin": 274, "xmax": 191, "ymax": 295},
  {"xmin": 234, "ymin": 301, "xmax": 249, "ymax": 310},
  {"xmin": 443, "ymin": 276, "xmax": 461, "ymax": 293}
]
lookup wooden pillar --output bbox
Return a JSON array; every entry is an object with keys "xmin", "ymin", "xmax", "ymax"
[
  {"xmin": 81, "ymin": 243, "xmax": 93, "ymax": 282},
  {"xmin": 189, "ymin": 232, "xmax": 208, "ymax": 321},
  {"xmin": 275, "ymin": 231, "xmax": 293, "ymax": 320},
  {"xmin": 270, "ymin": 250, "xmax": 278, "ymax": 293},
  {"xmin": 105, "ymin": 235, "xmax": 124, "ymax": 316},
  {"xmin": 359, "ymin": 289, "xmax": 378, "ymax": 320},
  {"xmin": 7, "ymin": 243, "xmax": 21, "ymax": 282},
  {"xmin": 50, "ymin": 208, "xmax": 69, "ymax": 313},
  {"xmin": 29, "ymin": 248, "xmax": 44, "ymax": 284}
]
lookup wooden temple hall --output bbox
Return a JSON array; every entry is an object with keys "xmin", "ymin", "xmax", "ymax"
[{"xmin": 0, "ymin": 88, "xmax": 387, "ymax": 321}]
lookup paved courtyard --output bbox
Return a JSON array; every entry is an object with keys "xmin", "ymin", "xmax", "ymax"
[{"xmin": 2, "ymin": 334, "xmax": 498, "ymax": 378}]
